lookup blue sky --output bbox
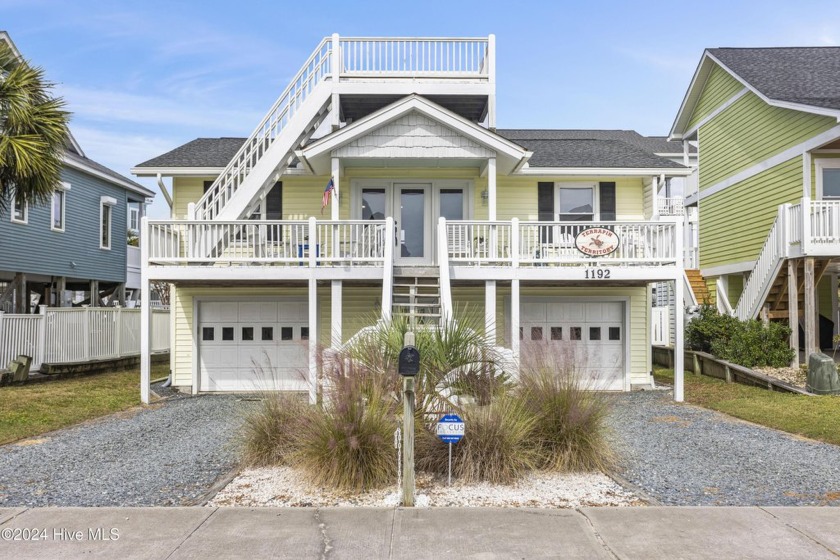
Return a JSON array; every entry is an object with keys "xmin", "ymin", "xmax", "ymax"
[{"xmin": 3, "ymin": 0, "xmax": 840, "ymax": 218}]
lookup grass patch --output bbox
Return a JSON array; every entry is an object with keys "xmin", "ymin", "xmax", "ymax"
[
  {"xmin": 655, "ymin": 368, "xmax": 840, "ymax": 446},
  {"xmin": 0, "ymin": 364, "xmax": 167, "ymax": 445}
]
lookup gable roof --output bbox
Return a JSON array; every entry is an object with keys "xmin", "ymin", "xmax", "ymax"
[
  {"xmin": 709, "ymin": 47, "xmax": 840, "ymax": 111},
  {"xmin": 134, "ymin": 137, "xmax": 247, "ymax": 171},
  {"xmin": 65, "ymin": 152, "xmax": 154, "ymax": 197},
  {"xmin": 671, "ymin": 47, "xmax": 840, "ymax": 139},
  {"xmin": 506, "ymin": 138, "xmax": 686, "ymax": 169}
]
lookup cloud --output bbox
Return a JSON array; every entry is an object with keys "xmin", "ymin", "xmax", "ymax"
[{"xmin": 56, "ymin": 84, "xmax": 260, "ymax": 134}]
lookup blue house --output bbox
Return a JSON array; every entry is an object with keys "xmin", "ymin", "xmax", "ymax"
[{"xmin": 0, "ymin": 31, "xmax": 155, "ymax": 313}]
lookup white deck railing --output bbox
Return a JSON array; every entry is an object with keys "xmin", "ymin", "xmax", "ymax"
[
  {"xmin": 445, "ymin": 220, "xmax": 678, "ymax": 266},
  {"xmin": 193, "ymin": 38, "xmax": 332, "ymax": 221},
  {"xmin": 658, "ymin": 197, "xmax": 685, "ymax": 216},
  {"xmin": 147, "ymin": 219, "xmax": 391, "ymax": 267},
  {"xmin": 0, "ymin": 307, "xmax": 169, "ymax": 371},
  {"xmin": 339, "ymin": 37, "xmax": 489, "ymax": 76}
]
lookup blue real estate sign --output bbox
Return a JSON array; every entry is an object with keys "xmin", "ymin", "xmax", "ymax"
[{"xmin": 436, "ymin": 414, "xmax": 465, "ymax": 444}]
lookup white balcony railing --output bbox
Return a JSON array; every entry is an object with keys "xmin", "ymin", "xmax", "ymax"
[
  {"xmin": 147, "ymin": 219, "xmax": 390, "ymax": 267},
  {"xmin": 339, "ymin": 37, "xmax": 490, "ymax": 76},
  {"xmin": 445, "ymin": 220, "xmax": 678, "ymax": 267},
  {"xmin": 658, "ymin": 197, "xmax": 685, "ymax": 216}
]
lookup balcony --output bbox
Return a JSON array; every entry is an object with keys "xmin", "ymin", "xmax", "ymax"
[{"xmin": 441, "ymin": 219, "xmax": 681, "ymax": 282}]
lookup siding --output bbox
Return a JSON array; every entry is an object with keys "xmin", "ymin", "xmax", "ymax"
[
  {"xmin": 726, "ymin": 273, "xmax": 744, "ymax": 309},
  {"xmin": 699, "ymin": 157, "xmax": 803, "ymax": 269},
  {"xmin": 818, "ymin": 275, "xmax": 834, "ymax": 320},
  {"xmin": 169, "ymin": 170, "xmax": 646, "ymax": 223},
  {"xmin": 687, "ymin": 64, "xmax": 744, "ymax": 130},
  {"xmin": 699, "ymin": 92, "xmax": 836, "ymax": 191},
  {"xmin": 0, "ymin": 165, "xmax": 128, "ymax": 282}
]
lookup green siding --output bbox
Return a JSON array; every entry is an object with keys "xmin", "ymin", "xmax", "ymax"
[
  {"xmin": 727, "ymin": 274, "xmax": 744, "ymax": 309},
  {"xmin": 699, "ymin": 157, "xmax": 802, "ymax": 269},
  {"xmin": 699, "ymin": 92, "xmax": 836, "ymax": 191},
  {"xmin": 818, "ymin": 275, "xmax": 834, "ymax": 320},
  {"xmin": 687, "ymin": 65, "xmax": 744, "ymax": 130}
]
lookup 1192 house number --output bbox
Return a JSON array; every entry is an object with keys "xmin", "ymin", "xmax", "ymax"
[{"xmin": 584, "ymin": 268, "xmax": 611, "ymax": 279}]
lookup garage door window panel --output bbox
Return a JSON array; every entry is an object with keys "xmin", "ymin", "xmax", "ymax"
[
  {"xmin": 262, "ymin": 327, "xmax": 273, "ymax": 341},
  {"xmin": 281, "ymin": 327, "xmax": 293, "ymax": 341},
  {"xmin": 222, "ymin": 327, "xmax": 234, "ymax": 341},
  {"xmin": 202, "ymin": 327, "xmax": 215, "ymax": 341},
  {"xmin": 242, "ymin": 327, "xmax": 254, "ymax": 341}
]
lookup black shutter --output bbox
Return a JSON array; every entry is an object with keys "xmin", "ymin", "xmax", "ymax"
[
  {"xmin": 266, "ymin": 182, "xmax": 282, "ymax": 220},
  {"xmin": 203, "ymin": 180, "xmax": 214, "ymax": 194},
  {"xmin": 538, "ymin": 182, "xmax": 554, "ymax": 221},
  {"xmin": 599, "ymin": 182, "xmax": 616, "ymax": 221}
]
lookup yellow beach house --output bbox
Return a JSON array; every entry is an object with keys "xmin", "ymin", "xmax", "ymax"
[{"xmin": 132, "ymin": 35, "xmax": 692, "ymax": 403}]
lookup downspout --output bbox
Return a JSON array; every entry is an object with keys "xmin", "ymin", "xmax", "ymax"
[{"xmin": 156, "ymin": 173, "xmax": 173, "ymax": 209}]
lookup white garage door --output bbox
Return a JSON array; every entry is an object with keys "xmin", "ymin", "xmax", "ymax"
[
  {"xmin": 198, "ymin": 300, "xmax": 309, "ymax": 392},
  {"xmin": 521, "ymin": 300, "xmax": 626, "ymax": 390}
]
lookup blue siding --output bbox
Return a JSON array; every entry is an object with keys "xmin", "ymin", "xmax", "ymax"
[{"xmin": 0, "ymin": 166, "xmax": 128, "ymax": 283}]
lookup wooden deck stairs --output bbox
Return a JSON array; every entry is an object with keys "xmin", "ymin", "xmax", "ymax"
[
  {"xmin": 392, "ymin": 271, "xmax": 441, "ymax": 327},
  {"xmin": 765, "ymin": 258, "xmax": 831, "ymax": 320},
  {"xmin": 685, "ymin": 269, "xmax": 710, "ymax": 305}
]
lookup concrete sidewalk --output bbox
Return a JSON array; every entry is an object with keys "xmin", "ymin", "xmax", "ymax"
[{"xmin": 0, "ymin": 506, "xmax": 838, "ymax": 559}]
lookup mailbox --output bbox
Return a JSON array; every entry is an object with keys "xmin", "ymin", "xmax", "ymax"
[{"xmin": 398, "ymin": 345, "xmax": 420, "ymax": 376}]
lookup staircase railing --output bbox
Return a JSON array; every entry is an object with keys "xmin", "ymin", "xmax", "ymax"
[
  {"xmin": 734, "ymin": 206, "xmax": 790, "ymax": 320},
  {"xmin": 193, "ymin": 38, "xmax": 332, "ymax": 221},
  {"xmin": 338, "ymin": 37, "xmax": 490, "ymax": 76}
]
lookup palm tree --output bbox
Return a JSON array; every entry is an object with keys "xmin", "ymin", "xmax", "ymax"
[{"xmin": 0, "ymin": 40, "xmax": 70, "ymax": 213}]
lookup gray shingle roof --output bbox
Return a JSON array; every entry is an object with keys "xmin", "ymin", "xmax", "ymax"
[
  {"xmin": 506, "ymin": 138, "xmax": 686, "ymax": 169},
  {"xmin": 709, "ymin": 47, "xmax": 840, "ymax": 111},
  {"xmin": 139, "ymin": 129, "xmax": 687, "ymax": 172},
  {"xmin": 135, "ymin": 137, "xmax": 247, "ymax": 168},
  {"xmin": 66, "ymin": 152, "xmax": 153, "ymax": 196}
]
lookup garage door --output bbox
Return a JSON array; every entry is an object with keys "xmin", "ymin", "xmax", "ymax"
[
  {"xmin": 198, "ymin": 300, "xmax": 309, "ymax": 391},
  {"xmin": 520, "ymin": 300, "xmax": 625, "ymax": 390}
]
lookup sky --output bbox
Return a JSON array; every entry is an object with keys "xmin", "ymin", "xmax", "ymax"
[{"xmin": 3, "ymin": 0, "xmax": 840, "ymax": 218}]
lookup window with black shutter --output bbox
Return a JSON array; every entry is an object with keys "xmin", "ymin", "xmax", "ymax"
[
  {"xmin": 203, "ymin": 180, "xmax": 214, "ymax": 193},
  {"xmin": 599, "ymin": 182, "xmax": 616, "ymax": 221},
  {"xmin": 266, "ymin": 182, "xmax": 283, "ymax": 241},
  {"xmin": 538, "ymin": 182, "xmax": 554, "ymax": 243}
]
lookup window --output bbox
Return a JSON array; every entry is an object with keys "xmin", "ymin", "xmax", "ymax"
[
  {"xmin": 531, "ymin": 327, "xmax": 543, "ymax": 341},
  {"xmin": 589, "ymin": 327, "xmax": 601, "ymax": 341},
  {"xmin": 301, "ymin": 327, "xmax": 309, "ymax": 340},
  {"xmin": 550, "ymin": 327, "xmax": 563, "ymax": 340},
  {"xmin": 570, "ymin": 327, "xmax": 582, "ymax": 341},
  {"xmin": 557, "ymin": 186, "xmax": 595, "ymax": 221},
  {"xmin": 281, "ymin": 327, "xmax": 293, "ymax": 341},
  {"xmin": 128, "ymin": 206, "xmax": 139, "ymax": 232},
  {"xmin": 242, "ymin": 327, "xmax": 254, "ymax": 341},
  {"xmin": 100, "ymin": 198, "xmax": 114, "ymax": 249},
  {"xmin": 52, "ymin": 190, "xmax": 65, "ymax": 231},
  {"xmin": 222, "ymin": 327, "xmax": 234, "ymax": 341},
  {"xmin": 439, "ymin": 189, "xmax": 464, "ymax": 220},
  {"xmin": 11, "ymin": 197, "xmax": 27, "ymax": 224},
  {"xmin": 361, "ymin": 188, "xmax": 386, "ymax": 220},
  {"xmin": 261, "ymin": 327, "xmax": 273, "ymax": 341},
  {"xmin": 817, "ymin": 159, "xmax": 840, "ymax": 199},
  {"xmin": 609, "ymin": 327, "xmax": 621, "ymax": 341},
  {"xmin": 202, "ymin": 327, "xmax": 215, "ymax": 341}
]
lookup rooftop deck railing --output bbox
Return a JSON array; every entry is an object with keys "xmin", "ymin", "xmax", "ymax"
[{"xmin": 339, "ymin": 37, "xmax": 490, "ymax": 77}]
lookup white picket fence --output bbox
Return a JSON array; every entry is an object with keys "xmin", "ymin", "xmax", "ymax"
[
  {"xmin": 0, "ymin": 307, "xmax": 170, "ymax": 371},
  {"xmin": 651, "ymin": 306, "xmax": 671, "ymax": 347}
]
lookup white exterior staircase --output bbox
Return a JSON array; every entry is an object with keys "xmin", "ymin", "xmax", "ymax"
[{"xmin": 193, "ymin": 39, "xmax": 334, "ymax": 221}]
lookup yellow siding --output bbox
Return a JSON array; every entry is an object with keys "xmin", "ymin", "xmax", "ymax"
[
  {"xmin": 699, "ymin": 92, "xmax": 836, "ymax": 191},
  {"xmin": 699, "ymin": 157, "xmax": 803, "ymax": 269},
  {"xmin": 687, "ymin": 64, "xmax": 744, "ymax": 130},
  {"xmin": 172, "ymin": 177, "xmax": 213, "ymax": 219}
]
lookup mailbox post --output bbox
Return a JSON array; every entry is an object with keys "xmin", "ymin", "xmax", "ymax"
[{"xmin": 398, "ymin": 332, "xmax": 419, "ymax": 507}]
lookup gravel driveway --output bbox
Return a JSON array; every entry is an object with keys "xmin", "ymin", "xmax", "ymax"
[
  {"xmin": 0, "ymin": 393, "xmax": 251, "ymax": 507},
  {"xmin": 608, "ymin": 389, "xmax": 840, "ymax": 506}
]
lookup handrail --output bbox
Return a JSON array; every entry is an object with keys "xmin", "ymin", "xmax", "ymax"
[
  {"xmin": 193, "ymin": 37, "xmax": 332, "ymax": 221},
  {"xmin": 339, "ymin": 37, "xmax": 489, "ymax": 75}
]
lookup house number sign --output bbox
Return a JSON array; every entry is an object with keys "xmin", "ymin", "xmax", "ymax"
[{"xmin": 575, "ymin": 227, "xmax": 620, "ymax": 257}]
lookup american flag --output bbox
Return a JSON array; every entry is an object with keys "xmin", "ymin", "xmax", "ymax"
[{"xmin": 321, "ymin": 177, "xmax": 335, "ymax": 214}]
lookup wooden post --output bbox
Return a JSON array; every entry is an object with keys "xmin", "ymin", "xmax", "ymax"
[
  {"xmin": 56, "ymin": 277, "xmax": 66, "ymax": 308},
  {"xmin": 402, "ymin": 332, "xmax": 415, "ymax": 507},
  {"xmin": 760, "ymin": 305, "xmax": 769, "ymax": 327},
  {"xmin": 693, "ymin": 352, "xmax": 700, "ymax": 376},
  {"xmin": 89, "ymin": 280, "xmax": 99, "ymax": 307},
  {"xmin": 14, "ymin": 272, "xmax": 26, "ymax": 313},
  {"xmin": 788, "ymin": 260, "xmax": 799, "ymax": 367},
  {"xmin": 805, "ymin": 257, "xmax": 817, "ymax": 357},
  {"xmin": 116, "ymin": 283, "xmax": 126, "ymax": 307},
  {"xmin": 331, "ymin": 280, "xmax": 342, "ymax": 349}
]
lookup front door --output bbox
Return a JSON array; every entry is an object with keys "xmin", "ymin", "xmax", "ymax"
[{"xmin": 395, "ymin": 183, "xmax": 431, "ymax": 264}]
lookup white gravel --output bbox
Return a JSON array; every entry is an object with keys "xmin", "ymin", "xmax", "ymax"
[{"xmin": 208, "ymin": 467, "xmax": 641, "ymax": 508}]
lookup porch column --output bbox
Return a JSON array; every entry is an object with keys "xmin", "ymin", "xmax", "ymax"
[
  {"xmin": 682, "ymin": 140, "xmax": 690, "ymax": 167},
  {"xmin": 89, "ymin": 280, "xmax": 99, "ymax": 307},
  {"xmin": 487, "ymin": 157, "xmax": 497, "ymax": 221},
  {"xmin": 511, "ymin": 279, "xmax": 520, "ymax": 368},
  {"xmin": 14, "ymin": 272, "xmax": 26, "ymax": 313},
  {"xmin": 116, "ymin": 283, "xmax": 126, "ymax": 307},
  {"xmin": 331, "ymin": 280, "xmax": 342, "ymax": 349},
  {"xmin": 674, "ymin": 276, "xmax": 685, "ymax": 402},
  {"xmin": 56, "ymin": 276, "xmax": 66, "ymax": 308},
  {"xmin": 140, "ymin": 217, "xmax": 151, "ymax": 405},
  {"xmin": 804, "ymin": 257, "xmax": 817, "ymax": 356},
  {"xmin": 485, "ymin": 280, "xmax": 496, "ymax": 345},
  {"xmin": 651, "ymin": 175, "xmax": 659, "ymax": 218},
  {"xmin": 788, "ymin": 260, "xmax": 799, "ymax": 367},
  {"xmin": 308, "ymin": 275, "xmax": 318, "ymax": 404},
  {"xmin": 330, "ymin": 157, "xmax": 340, "ymax": 221}
]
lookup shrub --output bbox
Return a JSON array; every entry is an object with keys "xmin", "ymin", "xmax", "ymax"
[
  {"xmin": 290, "ymin": 356, "xmax": 398, "ymax": 491},
  {"xmin": 686, "ymin": 305, "xmax": 740, "ymax": 353},
  {"xmin": 240, "ymin": 392, "xmax": 307, "ymax": 467},
  {"xmin": 416, "ymin": 396, "xmax": 538, "ymax": 484},
  {"xmin": 517, "ymin": 343, "xmax": 616, "ymax": 473},
  {"xmin": 711, "ymin": 320, "xmax": 794, "ymax": 368}
]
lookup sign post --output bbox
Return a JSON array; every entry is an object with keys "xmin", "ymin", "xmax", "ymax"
[
  {"xmin": 436, "ymin": 414, "xmax": 465, "ymax": 486},
  {"xmin": 398, "ymin": 332, "xmax": 420, "ymax": 506}
]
